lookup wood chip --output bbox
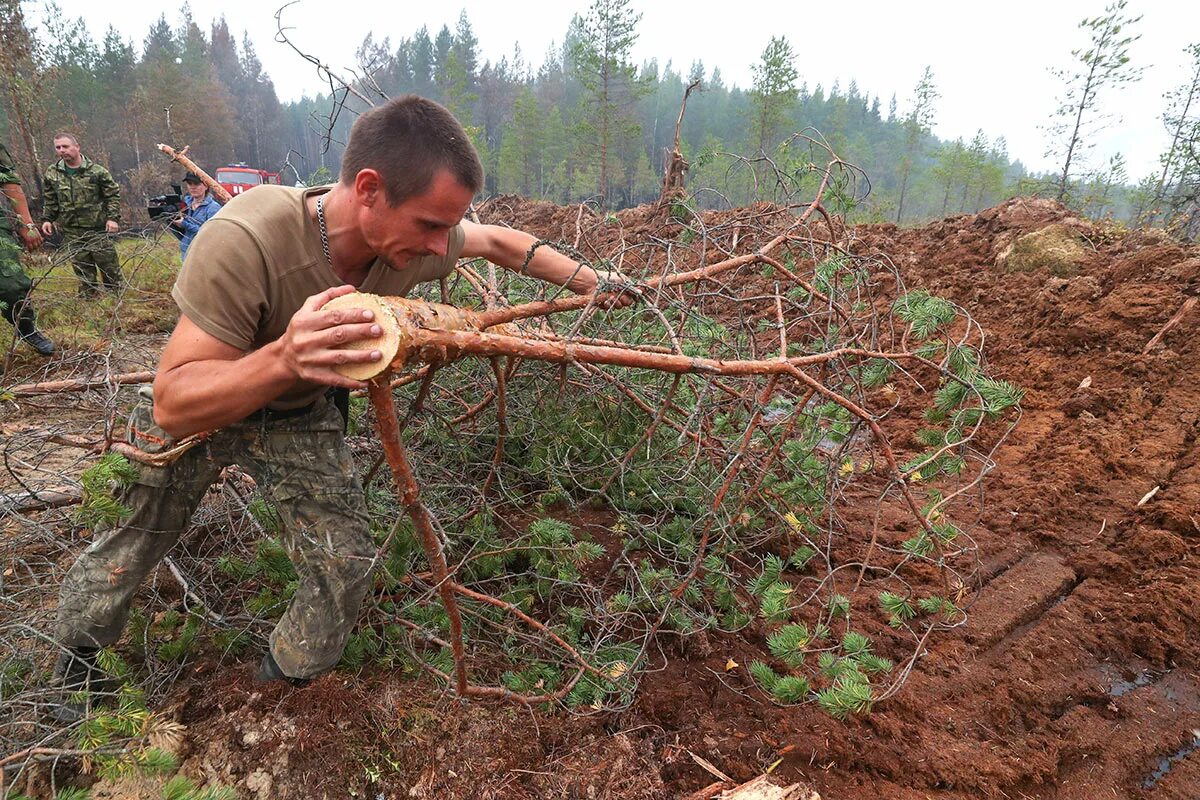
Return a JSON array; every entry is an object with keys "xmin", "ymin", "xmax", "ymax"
[
  {"xmin": 1136, "ymin": 485, "xmax": 1161, "ymax": 507},
  {"xmin": 689, "ymin": 751, "xmax": 733, "ymax": 783}
]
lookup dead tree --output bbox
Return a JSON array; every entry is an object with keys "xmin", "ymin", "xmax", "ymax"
[
  {"xmin": 659, "ymin": 79, "xmax": 701, "ymax": 206},
  {"xmin": 156, "ymin": 144, "xmax": 233, "ymax": 203}
]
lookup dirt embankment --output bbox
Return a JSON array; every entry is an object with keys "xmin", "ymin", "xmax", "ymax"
[{"xmin": 56, "ymin": 198, "xmax": 1200, "ymax": 799}]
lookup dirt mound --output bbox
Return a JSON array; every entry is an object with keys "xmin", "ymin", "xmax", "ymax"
[{"xmin": 469, "ymin": 195, "xmax": 1199, "ymax": 798}]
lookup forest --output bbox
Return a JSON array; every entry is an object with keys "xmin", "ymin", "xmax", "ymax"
[{"xmin": 2, "ymin": 0, "xmax": 1194, "ymax": 230}]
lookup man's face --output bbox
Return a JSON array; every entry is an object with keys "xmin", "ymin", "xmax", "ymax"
[
  {"xmin": 184, "ymin": 182, "xmax": 207, "ymax": 200},
  {"xmin": 361, "ymin": 170, "xmax": 473, "ymax": 269},
  {"xmin": 53, "ymin": 137, "xmax": 81, "ymax": 164}
]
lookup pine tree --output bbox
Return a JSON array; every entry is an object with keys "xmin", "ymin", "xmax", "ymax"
[
  {"xmin": 961, "ymin": 130, "xmax": 989, "ymax": 212},
  {"xmin": 450, "ymin": 11, "xmax": 479, "ymax": 95},
  {"xmin": 571, "ymin": 0, "xmax": 645, "ymax": 206},
  {"xmin": 896, "ymin": 66, "xmax": 938, "ymax": 223},
  {"xmin": 432, "ymin": 24, "xmax": 454, "ymax": 97},
  {"xmin": 409, "ymin": 26, "xmax": 435, "ymax": 97},
  {"xmin": 1152, "ymin": 43, "xmax": 1200, "ymax": 233},
  {"xmin": 0, "ymin": 0, "xmax": 47, "ymax": 196},
  {"xmin": 748, "ymin": 36, "xmax": 799, "ymax": 154},
  {"xmin": 932, "ymin": 138, "xmax": 965, "ymax": 216},
  {"xmin": 498, "ymin": 87, "xmax": 545, "ymax": 196},
  {"xmin": 1046, "ymin": 0, "xmax": 1143, "ymax": 203}
]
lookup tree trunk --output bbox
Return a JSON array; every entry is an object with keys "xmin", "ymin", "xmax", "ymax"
[
  {"xmin": 1056, "ymin": 59, "xmax": 1100, "ymax": 202},
  {"xmin": 658, "ymin": 79, "xmax": 700, "ymax": 205},
  {"xmin": 1155, "ymin": 61, "xmax": 1200, "ymax": 210}
]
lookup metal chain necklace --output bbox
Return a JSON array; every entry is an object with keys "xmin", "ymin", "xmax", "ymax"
[{"xmin": 316, "ymin": 194, "xmax": 332, "ymax": 267}]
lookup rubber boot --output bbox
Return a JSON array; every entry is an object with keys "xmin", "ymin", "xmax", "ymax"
[
  {"xmin": 15, "ymin": 306, "xmax": 55, "ymax": 356},
  {"xmin": 255, "ymin": 649, "xmax": 310, "ymax": 687},
  {"xmin": 48, "ymin": 646, "xmax": 102, "ymax": 724}
]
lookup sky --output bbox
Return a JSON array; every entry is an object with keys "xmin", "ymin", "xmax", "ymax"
[{"xmin": 31, "ymin": 0, "xmax": 1200, "ymax": 180}]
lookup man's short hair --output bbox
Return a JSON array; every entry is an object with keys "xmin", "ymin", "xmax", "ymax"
[
  {"xmin": 340, "ymin": 95, "xmax": 483, "ymax": 206},
  {"xmin": 53, "ymin": 132, "xmax": 80, "ymax": 145}
]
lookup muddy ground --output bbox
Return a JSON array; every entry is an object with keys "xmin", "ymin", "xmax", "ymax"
[{"xmin": 4, "ymin": 196, "xmax": 1200, "ymax": 799}]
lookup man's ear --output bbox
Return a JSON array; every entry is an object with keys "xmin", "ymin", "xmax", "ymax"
[{"xmin": 353, "ymin": 169, "xmax": 382, "ymax": 207}]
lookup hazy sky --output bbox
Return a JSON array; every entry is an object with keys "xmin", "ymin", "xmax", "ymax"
[{"xmin": 33, "ymin": 0, "xmax": 1200, "ymax": 179}]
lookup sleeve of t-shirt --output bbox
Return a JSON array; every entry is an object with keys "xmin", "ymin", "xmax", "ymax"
[{"xmin": 171, "ymin": 218, "xmax": 269, "ymax": 350}]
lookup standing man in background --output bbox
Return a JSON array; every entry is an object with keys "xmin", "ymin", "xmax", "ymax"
[
  {"xmin": 0, "ymin": 140, "xmax": 55, "ymax": 356},
  {"xmin": 40, "ymin": 132, "xmax": 124, "ymax": 296}
]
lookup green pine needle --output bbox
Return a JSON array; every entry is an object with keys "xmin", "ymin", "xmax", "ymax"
[
  {"xmin": 760, "ymin": 582, "xmax": 794, "ymax": 622},
  {"xmin": 901, "ymin": 532, "xmax": 935, "ymax": 557},
  {"xmin": 841, "ymin": 631, "xmax": 872, "ymax": 657},
  {"xmin": 767, "ymin": 624, "xmax": 811, "ymax": 667},
  {"xmin": 137, "ymin": 747, "xmax": 178, "ymax": 774},
  {"xmin": 857, "ymin": 654, "xmax": 894, "ymax": 675},
  {"xmin": 879, "ymin": 591, "xmax": 917, "ymax": 624},
  {"xmin": 771, "ymin": 675, "xmax": 811, "ymax": 704},
  {"xmin": 749, "ymin": 660, "xmax": 780, "ymax": 691},
  {"xmin": 787, "ymin": 546, "xmax": 816, "ymax": 569},
  {"xmin": 817, "ymin": 673, "xmax": 874, "ymax": 719}
]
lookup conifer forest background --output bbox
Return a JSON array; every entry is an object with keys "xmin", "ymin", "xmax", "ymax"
[{"xmin": 2, "ymin": 0, "xmax": 1196, "ymax": 231}]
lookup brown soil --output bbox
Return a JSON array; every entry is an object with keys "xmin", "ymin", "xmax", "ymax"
[{"xmin": 14, "ymin": 197, "xmax": 1200, "ymax": 799}]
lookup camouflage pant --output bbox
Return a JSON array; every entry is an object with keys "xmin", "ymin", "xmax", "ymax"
[
  {"xmin": 57, "ymin": 391, "xmax": 374, "ymax": 679},
  {"xmin": 0, "ymin": 235, "xmax": 31, "ymax": 307},
  {"xmin": 61, "ymin": 228, "xmax": 123, "ymax": 293}
]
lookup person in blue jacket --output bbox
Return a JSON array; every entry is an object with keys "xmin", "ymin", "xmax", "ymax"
[{"xmin": 170, "ymin": 172, "xmax": 221, "ymax": 259}]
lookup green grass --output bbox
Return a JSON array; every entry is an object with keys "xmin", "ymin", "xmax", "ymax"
[{"xmin": 26, "ymin": 231, "xmax": 181, "ymax": 350}]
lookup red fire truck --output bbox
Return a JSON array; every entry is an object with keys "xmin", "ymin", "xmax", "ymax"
[{"xmin": 215, "ymin": 163, "xmax": 282, "ymax": 198}]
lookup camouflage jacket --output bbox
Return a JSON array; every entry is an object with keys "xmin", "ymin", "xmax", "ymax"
[
  {"xmin": 42, "ymin": 156, "xmax": 122, "ymax": 230},
  {"xmin": 0, "ymin": 142, "xmax": 23, "ymax": 238}
]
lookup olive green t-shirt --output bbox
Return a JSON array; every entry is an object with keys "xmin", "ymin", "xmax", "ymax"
[{"xmin": 171, "ymin": 185, "xmax": 465, "ymax": 410}]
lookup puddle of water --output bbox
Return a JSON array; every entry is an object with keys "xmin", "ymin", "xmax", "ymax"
[
  {"xmin": 1142, "ymin": 730, "xmax": 1200, "ymax": 789},
  {"xmin": 1109, "ymin": 670, "xmax": 1159, "ymax": 697}
]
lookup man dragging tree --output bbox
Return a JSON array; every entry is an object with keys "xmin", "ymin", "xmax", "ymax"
[{"xmin": 50, "ymin": 95, "xmax": 630, "ymax": 720}]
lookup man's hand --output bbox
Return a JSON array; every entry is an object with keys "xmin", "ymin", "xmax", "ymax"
[
  {"xmin": 574, "ymin": 268, "xmax": 638, "ymax": 309},
  {"xmin": 275, "ymin": 285, "xmax": 384, "ymax": 390},
  {"xmin": 40, "ymin": 221, "xmax": 54, "ymax": 238},
  {"xmin": 18, "ymin": 224, "xmax": 43, "ymax": 251},
  {"xmin": 105, "ymin": 220, "xmax": 119, "ymax": 234}
]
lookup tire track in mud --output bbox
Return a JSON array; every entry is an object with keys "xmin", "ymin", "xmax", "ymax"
[
  {"xmin": 838, "ymin": 206, "xmax": 1200, "ymax": 799},
  {"xmin": 962, "ymin": 553, "xmax": 1079, "ymax": 652},
  {"xmin": 1041, "ymin": 670, "xmax": 1200, "ymax": 799}
]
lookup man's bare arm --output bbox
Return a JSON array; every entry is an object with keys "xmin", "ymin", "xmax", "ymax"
[
  {"xmin": 153, "ymin": 285, "xmax": 384, "ymax": 438},
  {"xmin": 1, "ymin": 182, "xmax": 43, "ymax": 249},
  {"xmin": 460, "ymin": 219, "xmax": 609, "ymax": 295}
]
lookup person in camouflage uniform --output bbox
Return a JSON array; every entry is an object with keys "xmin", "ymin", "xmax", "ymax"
[
  {"xmin": 40, "ymin": 132, "xmax": 124, "ymax": 296},
  {"xmin": 51, "ymin": 96, "xmax": 626, "ymax": 719},
  {"xmin": 54, "ymin": 386, "xmax": 370, "ymax": 710},
  {"xmin": 0, "ymin": 141, "xmax": 55, "ymax": 355}
]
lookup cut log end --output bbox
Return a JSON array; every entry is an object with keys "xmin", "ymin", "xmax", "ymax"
[{"xmin": 322, "ymin": 292, "xmax": 401, "ymax": 381}]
